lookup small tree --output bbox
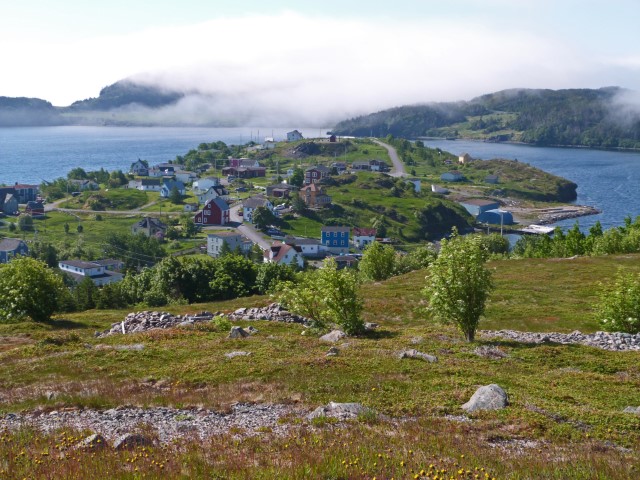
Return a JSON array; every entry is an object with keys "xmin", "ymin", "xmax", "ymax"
[
  {"xmin": 0, "ymin": 257, "xmax": 67, "ymax": 322},
  {"xmin": 77, "ymin": 224, "xmax": 83, "ymax": 234},
  {"xmin": 289, "ymin": 167, "xmax": 304, "ymax": 187},
  {"xmin": 359, "ymin": 241, "xmax": 396, "ymax": 281},
  {"xmin": 423, "ymin": 232, "xmax": 493, "ymax": 342},
  {"xmin": 597, "ymin": 271, "xmax": 640, "ymax": 334},
  {"xmin": 64, "ymin": 222, "xmax": 70, "ymax": 234},
  {"xmin": 252, "ymin": 206, "xmax": 276, "ymax": 230},
  {"xmin": 74, "ymin": 277, "xmax": 98, "ymax": 311},
  {"xmin": 18, "ymin": 214, "xmax": 34, "ymax": 232},
  {"xmin": 169, "ymin": 186, "xmax": 182, "ymax": 204}
]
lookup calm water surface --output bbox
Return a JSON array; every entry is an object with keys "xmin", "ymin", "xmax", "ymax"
[{"xmin": 0, "ymin": 126, "xmax": 324, "ymax": 185}]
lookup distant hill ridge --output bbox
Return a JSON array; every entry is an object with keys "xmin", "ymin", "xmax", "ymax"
[{"xmin": 332, "ymin": 87, "xmax": 640, "ymax": 149}]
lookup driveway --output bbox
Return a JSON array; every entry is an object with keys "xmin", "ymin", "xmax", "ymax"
[{"xmin": 372, "ymin": 139, "xmax": 407, "ymax": 177}]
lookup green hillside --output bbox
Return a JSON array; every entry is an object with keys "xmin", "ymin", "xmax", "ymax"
[{"xmin": 333, "ymin": 87, "xmax": 640, "ymax": 149}]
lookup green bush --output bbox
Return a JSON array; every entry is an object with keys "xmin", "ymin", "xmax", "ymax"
[{"xmin": 597, "ymin": 271, "xmax": 640, "ymax": 334}]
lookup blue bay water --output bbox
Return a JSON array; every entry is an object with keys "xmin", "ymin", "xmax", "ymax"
[
  {"xmin": 424, "ymin": 140, "xmax": 640, "ymax": 231},
  {"xmin": 0, "ymin": 126, "xmax": 325, "ymax": 186}
]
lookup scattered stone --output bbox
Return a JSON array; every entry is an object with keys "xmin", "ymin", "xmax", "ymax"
[
  {"xmin": 480, "ymin": 329, "xmax": 640, "ymax": 352},
  {"xmin": 319, "ymin": 330, "xmax": 347, "ymax": 343},
  {"xmin": 307, "ymin": 402, "xmax": 374, "ymax": 421},
  {"xmin": 474, "ymin": 345, "xmax": 508, "ymax": 359},
  {"xmin": 45, "ymin": 391, "xmax": 58, "ymax": 401},
  {"xmin": 228, "ymin": 326, "xmax": 249, "ymax": 339},
  {"xmin": 326, "ymin": 347, "xmax": 339, "ymax": 357},
  {"xmin": 228, "ymin": 303, "xmax": 311, "ymax": 325},
  {"xmin": 115, "ymin": 344, "xmax": 145, "ymax": 351},
  {"xmin": 462, "ymin": 384, "xmax": 509, "ymax": 412},
  {"xmin": 397, "ymin": 349, "xmax": 438, "ymax": 363},
  {"xmin": 113, "ymin": 433, "xmax": 153, "ymax": 450},
  {"xmin": 623, "ymin": 406, "xmax": 640, "ymax": 415},
  {"xmin": 225, "ymin": 351, "xmax": 252, "ymax": 359},
  {"xmin": 76, "ymin": 433, "xmax": 107, "ymax": 451},
  {"xmin": 364, "ymin": 322, "xmax": 378, "ymax": 331},
  {"xmin": 410, "ymin": 336, "xmax": 423, "ymax": 345},
  {"xmin": 246, "ymin": 326, "xmax": 259, "ymax": 335}
]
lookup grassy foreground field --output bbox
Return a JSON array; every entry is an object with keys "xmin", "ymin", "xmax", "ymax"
[{"xmin": 1, "ymin": 255, "xmax": 639, "ymax": 478}]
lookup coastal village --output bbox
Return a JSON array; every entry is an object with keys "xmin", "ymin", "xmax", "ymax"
[{"xmin": 0, "ymin": 131, "xmax": 598, "ymax": 279}]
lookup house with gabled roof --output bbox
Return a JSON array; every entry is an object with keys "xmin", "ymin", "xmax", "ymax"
[
  {"xmin": 129, "ymin": 159, "xmax": 149, "ymax": 176},
  {"xmin": 286, "ymin": 130, "xmax": 304, "ymax": 142},
  {"xmin": 196, "ymin": 185, "xmax": 229, "ymax": 204},
  {"xmin": 12, "ymin": 184, "xmax": 39, "ymax": 203},
  {"xmin": 25, "ymin": 201, "xmax": 45, "ymax": 218},
  {"xmin": 207, "ymin": 231, "xmax": 252, "ymax": 257},
  {"xmin": 131, "ymin": 216, "xmax": 167, "ymax": 238},
  {"xmin": 160, "ymin": 179, "xmax": 186, "ymax": 198},
  {"xmin": 59, "ymin": 259, "xmax": 124, "ymax": 286},
  {"xmin": 0, "ymin": 189, "xmax": 19, "ymax": 215},
  {"xmin": 0, "ymin": 238, "xmax": 29, "ymax": 264},
  {"xmin": 304, "ymin": 165, "xmax": 331, "ymax": 185},
  {"xmin": 352, "ymin": 227, "xmax": 377, "ymax": 249},
  {"xmin": 299, "ymin": 183, "xmax": 331, "ymax": 208},
  {"xmin": 264, "ymin": 241, "xmax": 304, "ymax": 268},
  {"xmin": 321, "ymin": 226, "xmax": 350, "ymax": 254},
  {"xmin": 243, "ymin": 195, "xmax": 273, "ymax": 223},
  {"xmin": 194, "ymin": 197, "xmax": 230, "ymax": 226}
]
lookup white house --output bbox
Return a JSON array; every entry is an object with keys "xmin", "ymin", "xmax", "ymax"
[
  {"xmin": 285, "ymin": 237, "xmax": 323, "ymax": 258},
  {"xmin": 264, "ymin": 242, "xmax": 304, "ymax": 268},
  {"xmin": 129, "ymin": 178, "xmax": 162, "ymax": 191},
  {"xmin": 286, "ymin": 130, "xmax": 304, "ymax": 142},
  {"xmin": 352, "ymin": 228, "xmax": 377, "ymax": 250},
  {"xmin": 458, "ymin": 153, "xmax": 473, "ymax": 164},
  {"xmin": 58, "ymin": 260, "xmax": 123, "ymax": 286},
  {"xmin": 193, "ymin": 177, "xmax": 220, "ymax": 193},
  {"xmin": 129, "ymin": 160, "xmax": 149, "ymax": 176},
  {"xmin": 160, "ymin": 180, "xmax": 186, "ymax": 198},
  {"xmin": 243, "ymin": 195, "xmax": 274, "ymax": 223},
  {"xmin": 174, "ymin": 170, "xmax": 198, "ymax": 184},
  {"xmin": 207, "ymin": 231, "xmax": 252, "ymax": 257},
  {"xmin": 197, "ymin": 185, "xmax": 229, "ymax": 204}
]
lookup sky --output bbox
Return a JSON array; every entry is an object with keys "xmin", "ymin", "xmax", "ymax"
[{"xmin": 1, "ymin": 0, "xmax": 639, "ymax": 123}]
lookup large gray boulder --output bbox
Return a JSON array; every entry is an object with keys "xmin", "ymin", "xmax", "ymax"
[
  {"xmin": 462, "ymin": 384, "xmax": 509, "ymax": 412},
  {"xmin": 228, "ymin": 326, "xmax": 249, "ymax": 339},
  {"xmin": 397, "ymin": 349, "xmax": 438, "ymax": 363},
  {"xmin": 319, "ymin": 330, "xmax": 346, "ymax": 343},
  {"xmin": 307, "ymin": 401, "xmax": 373, "ymax": 420}
]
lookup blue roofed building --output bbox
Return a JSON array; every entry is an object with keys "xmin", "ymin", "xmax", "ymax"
[{"xmin": 477, "ymin": 209, "xmax": 514, "ymax": 225}]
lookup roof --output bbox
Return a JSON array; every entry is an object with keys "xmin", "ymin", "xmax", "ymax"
[
  {"xmin": 13, "ymin": 184, "xmax": 38, "ymax": 189},
  {"xmin": 92, "ymin": 259, "xmax": 122, "ymax": 267},
  {"xmin": 140, "ymin": 179, "xmax": 160, "ymax": 186},
  {"xmin": 444, "ymin": 170, "xmax": 463, "ymax": 176},
  {"xmin": 290, "ymin": 237, "xmax": 320, "ymax": 246},
  {"xmin": 26, "ymin": 201, "xmax": 44, "ymax": 209},
  {"xmin": 60, "ymin": 260, "xmax": 102, "ymax": 269},
  {"xmin": 322, "ymin": 226, "xmax": 350, "ymax": 233},
  {"xmin": 135, "ymin": 217, "xmax": 167, "ymax": 229},
  {"xmin": 460, "ymin": 198, "xmax": 500, "ymax": 207},
  {"xmin": 206, "ymin": 197, "xmax": 229, "ymax": 211},
  {"xmin": 300, "ymin": 183, "xmax": 324, "ymax": 192},
  {"xmin": 0, "ymin": 238, "xmax": 27, "ymax": 252},
  {"xmin": 208, "ymin": 231, "xmax": 242, "ymax": 239},
  {"xmin": 268, "ymin": 243, "xmax": 302, "ymax": 263},
  {"xmin": 243, "ymin": 196, "xmax": 270, "ymax": 209},
  {"xmin": 306, "ymin": 165, "xmax": 331, "ymax": 173},
  {"xmin": 162, "ymin": 179, "xmax": 185, "ymax": 190},
  {"xmin": 353, "ymin": 227, "xmax": 377, "ymax": 237}
]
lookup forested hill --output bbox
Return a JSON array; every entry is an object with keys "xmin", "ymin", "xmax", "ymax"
[
  {"xmin": 332, "ymin": 87, "xmax": 640, "ymax": 149},
  {"xmin": 0, "ymin": 97, "xmax": 66, "ymax": 126},
  {"xmin": 67, "ymin": 80, "xmax": 184, "ymax": 111}
]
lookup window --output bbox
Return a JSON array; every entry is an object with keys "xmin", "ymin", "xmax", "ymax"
[{"xmin": 333, "ymin": 240, "xmax": 337, "ymax": 245}]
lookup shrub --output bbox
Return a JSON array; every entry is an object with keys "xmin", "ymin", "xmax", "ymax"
[{"xmin": 597, "ymin": 271, "xmax": 640, "ymax": 334}]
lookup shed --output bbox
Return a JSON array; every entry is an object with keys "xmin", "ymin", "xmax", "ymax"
[
  {"xmin": 459, "ymin": 198, "xmax": 501, "ymax": 216},
  {"xmin": 477, "ymin": 209, "xmax": 514, "ymax": 225}
]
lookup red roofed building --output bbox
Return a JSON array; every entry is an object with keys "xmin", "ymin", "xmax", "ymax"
[{"xmin": 352, "ymin": 227, "xmax": 377, "ymax": 249}]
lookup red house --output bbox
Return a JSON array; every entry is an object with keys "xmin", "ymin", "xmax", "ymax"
[{"xmin": 193, "ymin": 197, "xmax": 230, "ymax": 226}]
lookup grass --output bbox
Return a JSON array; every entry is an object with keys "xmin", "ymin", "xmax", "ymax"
[{"xmin": 3, "ymin": 184, "xmax": 640, "ymax": 475}]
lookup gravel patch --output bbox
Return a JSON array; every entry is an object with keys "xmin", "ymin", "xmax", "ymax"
[{"xmin": 480, "ymin": 329, "xmax": 640, "ymax": 351}]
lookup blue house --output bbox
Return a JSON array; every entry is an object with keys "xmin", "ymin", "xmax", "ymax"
[
  {"xmin": 321, "ymin": 226, "xmax": 350, "ymax": 254},
  {"xmin": 0, "ymin": 238, "xmax": 29, "ymax": 264},
  {"xmin": 477, "ymin": 209, "xmax": 514, "ymax": 225},
  {"xmin": 160, "ymin": 179, "xmax": 186, "ymax": 198},
  {"xmin": 440, "ymin": 171, "xmax": 464, "ymax": 182}
]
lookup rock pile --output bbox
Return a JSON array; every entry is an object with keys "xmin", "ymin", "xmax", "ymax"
[
  {"xmin": 307, "ymin": 402, "xmax": 375, "ymax": 421},
  {"xmin": 480, "ymin": 329, "xmax": 640, "ymax": 351},
  {"xmin": 97, "ymin": 311, "xmax": 218, "ymax": 337},
  {"xmin": 397, "ymin": 349, "xmax": 438, "ymax": 363},
  {"xmin": 0, "ymin": 404, "xmax": 299, "ymax": 444},
  {"xmin": 228, "ymin": 303, "xmax": 311, "ymax": 325}
]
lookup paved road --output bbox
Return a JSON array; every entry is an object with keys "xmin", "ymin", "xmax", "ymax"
[
  {"xmin": 372, "ymin": 139, "xmax": 407, "ymax": 177},
  {"xmin": 229, "ymin": 204, "xmax": 271, "ymax": 250}
]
